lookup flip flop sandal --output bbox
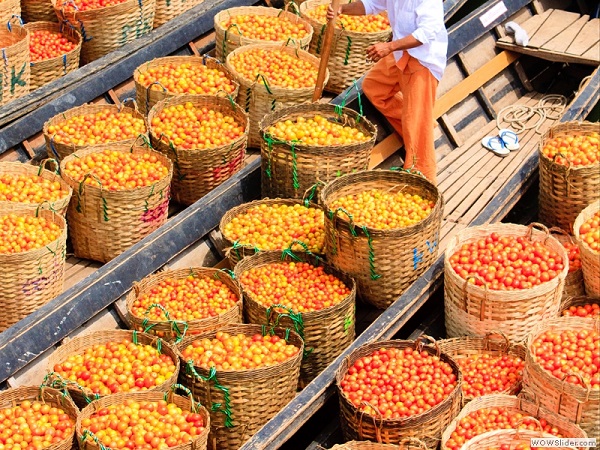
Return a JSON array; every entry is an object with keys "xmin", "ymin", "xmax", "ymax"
[
  {"xmin": 499, "ymin": 128, "xmax": 520, "ymax": 151},
  {"xmin": 481, "ymin": 136, "xmax": 510, "ymax": 157}
]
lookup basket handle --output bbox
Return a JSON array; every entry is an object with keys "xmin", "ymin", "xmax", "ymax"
[
  {"xmin": 548, "ymin": 226, "xmax": 575, "ymax": 245},
  {"xmin": 357, "ymin": 401, "xmax": 383, "ymax": 443},
  {"xmin": 284, "ymin": 0, "xmax": 301, "ymax": 15},
  {"xmin": 526, "ymin": 222, "xmax": 550, "ymax": 242},
  {"xmin": 398, "ymin": 437, "xmax": 429, "ymax": 450},
  {"xmin": 303, "ymin": 181, "xmax": 325, "ymax": 207},
  {"xmin": 514, "ymin": 416, "xmax": 543, "ymax": 437},
  {"xmin": 133, "ymin": 133, "xmax": 152, "ymax": 149},
  {"xmin": 517, "ymin": 388, "xmax": 540, "ymax": 416},
  {"xmin": 142, "ymin": 303, "xmax": 188, "ymax": 343},
  {"xmin": 6, "ymin": 15, "xmax": 24, "ymax": 31},
  {"xmin": 39, "ymin": 158, "xmax": 60, "ymax": 175},
  {"xmin": 462, "ymin": 275, "xmax": 489, "ymax": 320},
  {"xmin": 558, "ymin": 372, "xmax": 589, "ymax": 425},
  {"xmin": 414, "ymin": 334, "xmax": 440, "ymax": 357},
  {"xmin": 119, "ymin": 97, "xmax": 138, "ymax": 112},
  {"xmin": 551, "ymin": 152, "xmax": 573, "ymax": 172},
  {"xmin": 483, "ymin": 331, "xmax": 510, "ymax": 353},
  {"xmin": 167, "ymin": 383, "xmax": 200, "ymax": 412}
]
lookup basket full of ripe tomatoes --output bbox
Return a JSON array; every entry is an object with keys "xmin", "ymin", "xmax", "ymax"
[
  {"xmin": 444, "ymin": 222, "xmax": 569, "ymax": 342},
  {"xmin": 573, "ymin": 200, "xmax": 600, "ymax": 297}
]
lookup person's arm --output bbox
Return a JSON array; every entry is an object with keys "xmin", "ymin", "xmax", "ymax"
[
  {"xmin": 366, "ymin": 35, "xmax": 422, "ymax": 61},
  {"xmin": 327, "ymin": 0, "xmax": 386, "ymax": 18},
  {"xmin": 339, "ymin": 1, "xmax": 366, "ymax": 15}
]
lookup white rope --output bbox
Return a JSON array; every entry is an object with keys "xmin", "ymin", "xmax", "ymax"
[{"xmin": 496, "ymin": 94, "xmax": 568, "ymax": 134}]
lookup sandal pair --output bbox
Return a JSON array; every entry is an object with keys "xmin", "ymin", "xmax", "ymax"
[{"xmin": 481, "ymin": 129, "xmax": 520, "ymax": 157}]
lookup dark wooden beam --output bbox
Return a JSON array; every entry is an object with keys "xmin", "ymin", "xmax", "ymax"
[{"xmin": 0, "ymin": 159, "xmax": 261, "ymax": 384}]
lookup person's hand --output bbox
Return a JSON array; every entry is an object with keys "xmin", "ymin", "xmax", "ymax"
[
  {"xmin": 366, "ymin": 42, "xmax": 392, "ymax": 62},
  {"xmin": 326, "ymin": 4, "xmax": 342, "ymax": 20}
]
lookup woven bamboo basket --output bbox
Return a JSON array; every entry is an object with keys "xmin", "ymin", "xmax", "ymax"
[
  {"xmin": 523, "ymin": 316, "xmax": 600, "ymax": 440},
  {"xmin": 441, "ymin": 394, "xmax": 589, "ymax": 450},
  {"xmin": 125, "ymin": 267, "xmax": 243, "ymax": 342},
  {"xmin": 0, "ymin": 385, "xmax": 79, "ymax": 450},
  {"xmin": 53, "ymin": 0, "xmax": 155, "ymax": 64},
  {"xmin": 225, "ymin": 42, "xmax": 327, "ymax": 148},
  {"xmin": 152, "ymin": 0, "xmax": 202, "ymax": 28},
  {"xmin": 219, "ymin": 197, "xmax": 325, "ymax": 264},
  {"xmin": 320, "ymin": 170, "xmax": 443, "ymax": 309},
  {"xmin": 60, "ymin": 142, "xmax": 173, "ymax": 263},
  {"xmin": 560, "ymin": 295, "xmax": 600, "ymax": 318},
  {"xmin": 21, "ymin": 0, "xmax": 55, "ymax": 22},
  {"xmin": 24, "ymin": 21, "xmax": 81, "ymax": 91},
  {"xmin": 538, "ymin": 121, "xmax": 600, "ymax": 233},
  {"xmin": 76, "ymin": 385, "xmax": 210, "ymax": 450},
  {"xmin": 549, "ymin": 227, "xmax": 586, "ymax": 301},
  {"xmin": 46, "ymin": 329, "xmax": 180, "ymax": 408},
  {"xmin": 0, "ymin": 18, "xmax": 29, "ymax": 107},
  {"xmin": 214, "ymin": 5, "xmax": 313, "ymax": 61},
  {"xmin": 300, "ymin": 0, "xmax": 391, "ymax": 94},
  {"xmin": 0, "ymin": 0, "xmax": 20, "ymax": 24},
  {"xmin": 0, "ymin": 160, "xmax": 72, "ymax": 215},
  {"xmin": 573, "ymin": 200, "xmax": 600, "ymax": 297},
  {"xmin": 43, "ymin": 102, "xmax": 147, "ymax": 161},
  {"xmin": 259, "ymin": 102, "xmax": 376, "ymax": 199},
  {"xmin": 461, "ymin": 427, "xmax": 577, "ymax": 450},
  {"xmin": 444, "ymin": 223, "xmax": 568, "ymax": 342},
  {"xmin": 336, "ymin": 337, "xmax": 462, "ymax": 448},
  {"xmin": 177, "ymin": 323, "xmax": 303, "ymax": 450},
  {"xmin": 148, "ymin": 94, "xmax": 248, "ymax": 206},
  {"xmin": 329, "ymin": 438, "xmax": 429, "ymax": 450},
  {"xmin": 0, "ymin": 204, "xmax": 66, "ymax": 332},
  {"xmin": 438, "ymin": 332, "xmax": 526, "ymax": 405},
  {"xmin": 234, "ymin": 247, "xmax": 356, "ymax": 385},
  {"xmin": 134, "ymin": 55, "xmax": 240, "ymax": 116}
]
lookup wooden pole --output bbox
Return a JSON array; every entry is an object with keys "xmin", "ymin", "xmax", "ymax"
[{"xmin": 312, "ymin": 0, "xmax": 341, "ymax": 101}]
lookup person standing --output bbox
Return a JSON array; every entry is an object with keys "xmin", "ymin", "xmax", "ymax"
[{"xmin": 328, "ymin": 0, "xmax": 447, "ymax": 184}]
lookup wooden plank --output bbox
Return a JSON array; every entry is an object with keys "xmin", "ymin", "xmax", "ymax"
[
  {"xmin": 495, "ymin": 40, "xmax": 600, "ymax": 65},
  {"xmin": 497, "ymin": 7, "xmax": 553, "ymax": 47},
  {"xmin": 528, "ymin": 9, "xmax": 580, "ymax": 48},
  {"xmin": 544, "ymin": 14, "xmax": 589, "ymax": 53},
  {"xmin": 368, "ymin": 133, "xmax": 402, "ymax": 169},
  {"xmin": 565, "ymin": 18, "xmax": 600, "ymax": 56},
  {"xmin": 581, "ymin": 42, "xmax": 600, "ymax": 64}
]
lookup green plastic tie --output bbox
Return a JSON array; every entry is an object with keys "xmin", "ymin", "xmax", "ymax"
[
  {"xmin": 223, "ymin": 23, "xmax": 243, "ymax": 58},
  {"xmin": 185, "ymin": 361, "xmax": 233, "ymax": 427},
  {"xmin": 245, "ymin": 87, "xmax": 251, "ymax": 113},
  {"xmin": 290, "ymin": 140, "xmax": 300, "ymax": 190},
  {"xmin": 132, "ymin": 329, "xmax": 139, "ymax": 345},
  {"xmin": 81, "ymin": 429, "xmax": 111, "ymax": 450},
  {"xmin": 303, "ymin": 181, "xmax": 323, "ymax": 207},
  {"xmin": 143, "ymin": 183, "xmax": 156, "ymax": 213},
  {"xmin": 167, "ymin": 140, "xmax": 184, "ymax": 181},
  {"xmin": 156, "ymin": 338, "xmax": 162, "ymax": 354},
  {"xmin": 265, "ymin": 304, "xmax": 312, "ymax": 358},
  {"xmin": 142, "ymin": 304, "xmax": 188, "ymax": 343},
  {"xmin": 315, "ymin": 24, "xmax": 325, "ymax": 55},
  {"xmin": 343, "ymin": 314, "xmax": 353, "ymax": 333},
  {"xmin": 256, "ymin": 74, "xmax": 273, "ymax": 95},
  {"xmin": 343, "ymin": 36, "xmax": 352, "ymax": 65},
  {"xmin": 361, "ymin": 225, "xmax": 381, "ymax": 280}
]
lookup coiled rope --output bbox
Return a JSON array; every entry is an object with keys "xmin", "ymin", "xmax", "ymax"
[{"xmin": 496, "ymin": 94, "xmax": 568, "ymax": 134}]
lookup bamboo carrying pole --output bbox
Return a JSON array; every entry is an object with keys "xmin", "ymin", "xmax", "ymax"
[{"xmin": 312, "ymin": 0, "xmax": 341, "ymax": 101}]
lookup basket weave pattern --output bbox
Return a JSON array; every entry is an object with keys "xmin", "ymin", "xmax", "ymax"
[
  {"xmin": 148, "ymin": 94, "xmax": 248, "ymax": 206},
  {"xmin": 329, "ymin": 439, "xmax": 429, "ymax": 450},
  {"xmin": 60, "ymin": 144, "xmax": 173, "ymax": 263},
  {"xmin": 0, "ymin": 0, "xmax": 20, "ymax": 24},
  {"xmin": 538, "ymin": 121, "xmax": 600, "ymax": 233},
  {"xmin": 21, "ymin": 0, "xmax": 56, "ymax": 22},
  {"xmin": 177, "ymin": 324, "xmax": 303, "ymax": 450},
  {"xmin": 549, "ymin": 227, "xmax": 586, "ymax": 301},
  {"xmin": 461, "ymin": 428, "xmax": 577, "ymax": 450},
  {"xmin": 573, "ymin": 200, "xmax": 600, "ymax": 297},
  {"xmin": 259, "ymin": 102, "xmax": 376, "ymax": 199},
  {"xmin": 444, "ymin": 223, "xmax": 568, "ymax": 342},
  {"xmin": 225, "ymin": 42, "xmax": 327, "ymax": 148},
  {"xmin": 0, "ymin": 21, "xmax": 30, "ymax": 106},
  {"xmin": 24, "ymin": 21, "xmax": 81, "ymax": 91},
  {"xmin": 523, "ymin": 316, "xmax": 600, "ymax": 440},
  {"xmin": 125, "ymin": 267, "xmax": 243, "ymax": 342},
  {"xmin": 214, "ymin": 6, "xmax": 313, "ymax": 61},
  {"xmin": 336, "ymin": 339, "xmax": 462, "ymax": 448},
  {"xmin": 300, "ymin": 0, "xmax": 391, "ymax": 93},
  {"xmin": 234, "ymin": 249, "xmax": 356, "ymax": 385},
  {"xmin": 152, "ymin": 0, "xmax": 204, "ymax": 28},
  {"xmin": 0, "ymin": 205, "xmax": 66, "ymax": 332},
  {"xmin": 321, "ymin": 170, "xmax": 443, "ymax": 309}
]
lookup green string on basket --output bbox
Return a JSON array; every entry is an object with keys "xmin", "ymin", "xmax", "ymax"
[
  {"xmin": 265, "ymin": 304, "xmax": 313, "ymax": 358},
  {"xmin": 223, "ymin": 23, "xmax": 243, "ymax": 59},
  {"xmin": 213, "ymin": 268, "xmax": 236, "ymax": 280},
  {"xmin": 343, "ymin": 36, "xmax": 352, "ymax": 65},
  {"xmin": 289, "ymin": 140, "xmax": 300, "ymax": 190},
  {"xmin": 185, "ymin": 361, "xmax": 233, "ymax": 428},
  {"xmin": 303, "ymin": 181, "xmax": 323, "ymax": 208},
  {"xmin": 41, "ymin": 372, "xmax": 100, "ymax": 404},
  {"xmin": 143, "ymin": 183, "xmax": 156, "ymax": 213},
  {"xmin": 141, "ymin": 303, "xmax": 188, "ymax": 343},
  {"xmin": 315, "ymin": 24, "xmax": 326, "ymax": 55},
  {"xmin": 335, "ymin": 80, "xmax": 364, "ymax": 122},
  {"xmin": 167, "ymin": 140, "xmax": 184, "ymax": 181},
  {"xmin": 81, "ymin": 429, "xmax": 112, "ymax": 450},
  {"xmin": 361, "ymin": 225, "xmax": 381, "ymax": 280},
  {"xmin": 343, "ymin": 310, "xmax": 354, "ymax": 333}
]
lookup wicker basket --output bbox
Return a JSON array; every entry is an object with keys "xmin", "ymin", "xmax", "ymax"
[
  {"xmin": 523, "ymin": 316, "xmax": 600, "ymax": 440},
  {"xmin": 76, "ymin": 386, "xmax": 210, "ymax": 450},
  {"xmin": 152, "ymin": 0, "xmax": 203, "ymax": 28},
  {"xmin": 560, "ymin": 295, "xmax": 600, "ymax": 318},
  {"xmin": 438, "ymin": 332, "xmax": 526, "ymax": 405},
  {"xmin": 538, "ymin": 121, "xmax": 600, "ymax": 233},
  {"xmin": 125, "ymin": 267, "xmax": 243, "ymax": 342},
  {"xmin": 300, "ymin": 0, "xmax": 391, "ymax": 94},
  {"xmin": 134, "ymin": 55, "xmax": 240, "ymax": 116},
  {"xmin": 47, "ymin": 329, "xmax": 180, "ymax": 408},
  {"xmin": 0, "ymin": 204, "xmax": 66, "ymax": 332},
  {"xmin": 320, "ymin": 170, "xmax": 443, "ymax": 309},
  {"xmin": 60, "ymin": 142, "xmax": 173, "ymax": 263},
  {"xmin": 336, "ymin": 337, "xmax": 462, "ymax": 448},
  {"xmin": 43, "ymin": 102, "xmax": 147, "ymax": 161},
  {"xmin": 21, "ymin": 0, "xmax": 56, "ymax": 22},
  {"xmin": 147, "ymin": 94, "xmax": 248, "ymax": 206},
  {"xmin": 549, "ymin": 227, "xmax": 586, "ymax": 301},
  {"xmin": 0, "ymin": 17, "xmax": 29, "ymax": 107},
  {"xmin": 329, "ymin": 438, "xmax": 429, "ymax": 450},
  {"xmin": 0, "ymin": 0, "xmax": 20, "ymax": 24},
  {"xmin": 259, "ymin": 102, "xmax": 376, "ymax": 199},
  {"xmin": 0, "ymin": 385, "xmax": 79, "ymax": 450},
  {"xmin": 444, "ymin": 223, "xmax": 568, "ymax": 342},
  {"xmin": 234, "ymin": 247, "xmax": 356, "ymax": 385},
  {"xmin": 225, "ymin": 42, "xmax": 327, "ymax": 148},
  {"xmin": 177, "ymin": 323, "xmax": 303, "ymax": 450},
  {"xmin": 441, "ymin": 394, "xmax": 589, "ymax": 450},
  {"xmin": 0, "ymin": 160, "xmax": 72, "ymax": 215},
  {"xmin": 573, "ymin": 200, "xmax": 600, "ymax": 297},
  {"xmin": 53, "ymin": 0, "xmax": 155, "ymax": 64},
  {"xmin": 24, "ymin": 21, "xmax": 81, "ymax": 91},
  {"xmin": 214, "ymin": 5, "xmax": 313, "ymax": 61},
  {"xmin": 461, "ymin": 428, "xmax": 577, "ymax": 450},
  {"xmin": 219, "ymin": 197, "xmax": 325, "ymax": 264}
]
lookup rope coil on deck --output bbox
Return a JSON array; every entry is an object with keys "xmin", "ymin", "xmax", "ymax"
[{"xmin": 496, "ymin": 94, "xmax": 568, "ymax": 134}]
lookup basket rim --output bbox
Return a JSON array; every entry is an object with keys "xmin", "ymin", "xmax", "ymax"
[
  {"xmin": 214, "ymin": 5, "xmax": 314, "ymax": 38},
  {"xmin": 573, "ymin": 199, "xmax": 600, "ymax": 253},
  {"xmin": 24, "ymin": 20, "xmax": 82, "ymax": 64}
]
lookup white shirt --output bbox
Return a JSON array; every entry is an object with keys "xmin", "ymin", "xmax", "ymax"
[{"xmin": 361, "ymin": 0, "xmax": 448, "ymax": 80}]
